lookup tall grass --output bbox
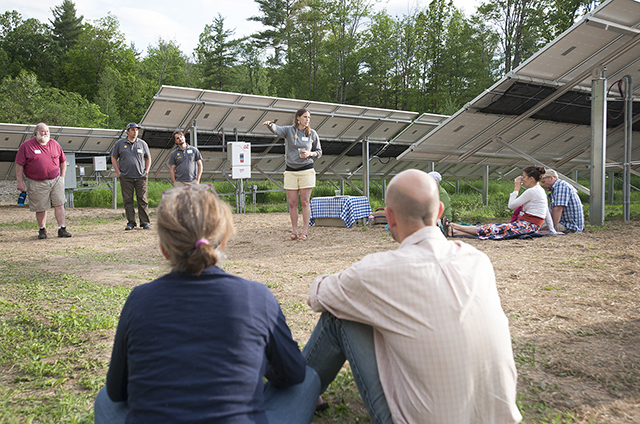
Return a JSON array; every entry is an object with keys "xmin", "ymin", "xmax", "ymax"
[{"xmin": 71, "ymin": 175, "xmax": 640, "ymax": 221}]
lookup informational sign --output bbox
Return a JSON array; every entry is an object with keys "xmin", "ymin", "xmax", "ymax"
[
  {"xmin": 93, "ymin": 156, "xmax": 107, "ymax": 171},
  {"xmin": 229, "ymin": 142, "xmax": 251, "ymax": 179}
]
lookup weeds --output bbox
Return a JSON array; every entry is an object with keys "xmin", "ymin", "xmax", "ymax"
[
  {"xmin": 69, "ymin": 176, "xmax": 640, "ymax": 223},
  {"xmin": 0, "ymin": 265, "xmax": 130, "ymax": 423}
]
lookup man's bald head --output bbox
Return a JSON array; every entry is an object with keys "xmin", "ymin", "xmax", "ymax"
[{"xmin": 386, "ymin": 169, "xmax": 441, "ymax": 228}]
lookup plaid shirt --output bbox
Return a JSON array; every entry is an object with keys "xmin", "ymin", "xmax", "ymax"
[
  {"xmin": 309, "ymin": 227, "xmax": 522, "ymax": 424},
  {"xmin": 550, "ymin": 179, "xmax": 585, "ymax": 232}
]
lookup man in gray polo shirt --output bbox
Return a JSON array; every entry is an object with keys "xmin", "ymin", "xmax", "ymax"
[
  {"xmin": 168, "ymin": 130, "xmax": 203, "ymax": 187},
  {"xmin": 111, "ymin": 123, "xmax": 152, "ymax": 231}
]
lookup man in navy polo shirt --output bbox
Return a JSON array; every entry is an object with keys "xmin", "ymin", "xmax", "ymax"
[
  {"xmin": 111, "ymin": 123, "xmax": 152, "ymax": 231},
  {"xmin": 540, "ymin": 169, "xmax": 584, "ymax": 233}
]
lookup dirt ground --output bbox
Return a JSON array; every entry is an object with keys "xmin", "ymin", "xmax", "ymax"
[{"xmin": 1, "ymin": 198, "xmax": 639, "ymax": 422}]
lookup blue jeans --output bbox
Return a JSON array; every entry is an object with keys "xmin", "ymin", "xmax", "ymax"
[
  {"xmin": 94, "ymin": 366, "xmax": 320, "ymax": 424},
  {"xmin": 302, "ymin": 312, "xmax": 392, "ymax": 424}
]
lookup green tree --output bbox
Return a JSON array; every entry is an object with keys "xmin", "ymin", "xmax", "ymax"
[
  {"xmin": 545, "ymin": 0, "xmax": 601, "ymax": 40},
  {"xmin": 59, "ymin": 13, "xmax": 136, "ymax": 101},
  {"xmin": 50, "ymin": 0, "xmax": 83, "ymax": 52},
  {"xmin": 196, "ymin": 14, "xmax": 239, "ymax": 90},
  {"xmin": 140, "ymin": 38, "xmax": 189, "ymax": 92},
  {"xmin": 0, "ymin": 71, "xmax": 106, "ymax": 127},
  {"xmin": 359, "ymin": 11, "xmax": 399, "ymax": 109},
  {"xmin": 323, "ymin": 0, "xmax": 370, "ymax": 103},
  {"xmin": 249, "ymin": 0, "xmax": 297, "ymax": 67},
  {"xmin": 476, "ymin": 0, "xmax": 547, "ymax": 73},
  {"xmin": 413, "ymin": 0, "xmax": 498, "ymax": 114},
  {"xmin": 392, "ymin": 13, "xmax": 420, "ymax": 111},
  {"xmin": 0, "ymin": 10, "xmax": 22, "ymax": 38},
  {"xmin": 116, "ymin": 70, "xmax": 155, "ymax": 126},
  {"xmin": 95, "ymin": 66, "xmax": 123, "ymax": 128},
  {"xmin": 0, "ymin": 13, "xmax": 57, "ymax": 85},
  {"xmin": 235, "ymin": 40, "xmax": 273, "ymax": 95},
  {"xmin": 285, "ymin": 0, "xmax": 328, "ymax": 100}
]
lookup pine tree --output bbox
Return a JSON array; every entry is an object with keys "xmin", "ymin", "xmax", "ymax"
[{"xmin": 50, "ymin": 0, "xmax": 83, "ymax": 52}]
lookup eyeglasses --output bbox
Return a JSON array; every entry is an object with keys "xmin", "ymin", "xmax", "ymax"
[{"xmin": 161, "ymin": 183, "xmax": 219, "ymax": 199}]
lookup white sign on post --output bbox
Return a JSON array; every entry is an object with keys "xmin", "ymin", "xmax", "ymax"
[
  {"xmin": 229, "ymin": 142, "xmax": 251, "ymax": 179},
  {"xmin": 93, "ymin": 156, "xmax": 107, "ymax": 171}
]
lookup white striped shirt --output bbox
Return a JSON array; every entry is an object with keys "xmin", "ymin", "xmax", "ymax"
[{"xmin": 309, "ymin": 226, "xmax": 522, "ymax": 424}]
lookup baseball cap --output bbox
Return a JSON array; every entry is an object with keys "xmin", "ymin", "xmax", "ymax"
[{"xmin": 126, "ymin": 123, "xmax": 141, "ymax": 130}]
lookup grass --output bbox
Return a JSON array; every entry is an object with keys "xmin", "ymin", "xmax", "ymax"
[
  {"xmin": 71, "ymin": 174, "xmax": 640, "ymax": 223},
  {"xmin": 0, "ymin": 264, "xmax": 130, "ymax": 423},
  {"xmin": 0, "ymin": 226, "xmax": 584, "ymax": 424},
  {"xmin": 3, "ymin": 176, "xmax": 640, "ymax": 422}
]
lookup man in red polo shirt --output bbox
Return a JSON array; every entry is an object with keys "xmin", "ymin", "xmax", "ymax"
[{"xmin": 15, "ymin": 123, "xmax": 72, "ymax": 239}]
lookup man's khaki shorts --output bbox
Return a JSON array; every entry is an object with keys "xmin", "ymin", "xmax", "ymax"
[
  {"xmin": 173, "ymin": 180, "xmax": 198, "ymax": 188},
  {"xmin": 26, "ymin": 176, "xmax": 66, "ymax": 212},
  {"xmin": 283, "ymin": 169, "xmax": 316, "ymax": 190}
]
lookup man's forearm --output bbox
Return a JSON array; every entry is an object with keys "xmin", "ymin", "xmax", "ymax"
[
  {"xmin": 196, "ymin": 161, "xmax": 203, "ymax": 182},
  {"xmin": 111, "ymin": 157, "xmax": 120, "ymax": 176},
  {"xmin": 552, "ymin": 206, "xmax": 563, "ymax": 227},
  {"xmin": 169, "ymin": 166, "xmax": 176, "ymax": 185},
  {"xmin": 15, "ymin": 164, "xmax": 24, "ymax": 184}
]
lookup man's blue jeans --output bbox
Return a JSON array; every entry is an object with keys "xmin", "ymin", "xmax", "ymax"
[
  {"xmin": 94, "ymin": 366, "xmax": 320, "ymax": 424},
  {"xmin": 302, "ymin": 312, "xmax": 393, "ymax": 424}
]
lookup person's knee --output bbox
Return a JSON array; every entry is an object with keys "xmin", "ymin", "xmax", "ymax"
[
  {"xmin": 94, "ymin": 386, "xmax": 109, "ymax": 418},
  {"xmin": 288, "ymin": 197, "xmax": 299, "ymax": 208},
  {"xmin": 305, "ymin": 365, "xmax": 321, "ymax": 392}
]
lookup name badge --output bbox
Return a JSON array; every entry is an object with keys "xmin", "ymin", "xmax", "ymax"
[
  {"xmin": 187, "ymin": 150, "xmax": 193, "ymax": 154},
  {"xmin": 34, "ymin": 150, "xmax": 42, "ymax": 154},
  {"xmin": 301, "ymin": 137, "xmax": 309, "ymax": 142},
  {"xmin": 137, "ymin": 148, "xmax": 143, "ymax": 154}
]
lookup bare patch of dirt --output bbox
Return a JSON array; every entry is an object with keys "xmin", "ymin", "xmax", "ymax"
[{"xmin": 1, "ymin": 199, "xmax": 639, "ymax": 422}]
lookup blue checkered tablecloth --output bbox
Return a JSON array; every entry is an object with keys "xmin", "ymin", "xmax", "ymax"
[{"xmin": 310, "ymin": 196, "xmax": 372, "ymax": 228}]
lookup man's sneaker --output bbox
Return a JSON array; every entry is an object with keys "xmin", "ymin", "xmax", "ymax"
[
  {"xmin": 142, "ymin": 223, "xmax": 152, "ymax": 230},
  {"xmin": 125, "ymin": 223, "xmax": 136, "ymax": 231},
  {"xmin": 58, "ymin": 227, "xmax": 72, "ymax": 238},
  {"xmin": 38, "ymin": 228, "xmax": 47, "ymax": 239}
]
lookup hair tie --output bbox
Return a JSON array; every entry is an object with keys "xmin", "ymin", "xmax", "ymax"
[{"xmin": 195, "ymin": 239, "xmax": 209, "ymax": 249}]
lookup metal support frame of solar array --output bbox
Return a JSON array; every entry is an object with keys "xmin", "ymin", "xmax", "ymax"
[
  {"xmin": 399, "ymin": 0, "xmax": 640, "ymax": 224},
  {"xmin": 138, "ymin": 86, "xmax": 448, "ymax": 199}
]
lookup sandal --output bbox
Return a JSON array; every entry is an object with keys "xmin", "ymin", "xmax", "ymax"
[
  {"xmin": 297, "ymin": 233, "xmax": 308, "ymax": 241},
  {"xmin": 315, "ymin": 398, "xmax": 329, "ymax": 415},
  {"xmin": 442, "ymin": 217, "xmax": 454, "ymax": 237},
  {"xmin": 284, "ymin": 233, "xmax": 298, "ymax": 241}
]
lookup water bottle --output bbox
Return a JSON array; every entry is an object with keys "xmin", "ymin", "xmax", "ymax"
[{"xmin": 17, "ymin": 191, "xmax": 27, "ymax": 205}]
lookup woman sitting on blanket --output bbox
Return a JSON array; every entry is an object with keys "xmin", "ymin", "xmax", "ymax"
[{"xmin": 444, "ymin": 165, "xmax": 555, "ymax": 240}]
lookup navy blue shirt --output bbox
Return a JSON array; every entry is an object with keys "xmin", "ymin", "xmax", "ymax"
[{"xmin": 106, "ymin": 266, "xmax": 306, "ymax": 423}]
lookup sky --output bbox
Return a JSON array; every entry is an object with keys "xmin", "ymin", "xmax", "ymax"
[{"xmin": 5, "ymin": 0, "xmax": 482, "ymax": 57}]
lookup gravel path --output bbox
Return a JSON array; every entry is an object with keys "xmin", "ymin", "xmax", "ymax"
[{"xmin": 0, "ymin": 180, "xmax": 18, "ymax": 205}]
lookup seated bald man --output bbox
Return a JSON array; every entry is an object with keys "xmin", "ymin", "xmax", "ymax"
[{"xmin": 302, "ymin": 169, "xmax": 522, "ymax": 424}]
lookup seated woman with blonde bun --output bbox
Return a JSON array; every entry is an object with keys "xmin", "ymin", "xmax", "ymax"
[
  {"xmin": 95, "ymin": 184, "xmax": 320, "ymax": 424},
  {"xmin": 444, "ymin": 166, "xmax": 555, "ymax": 240}
]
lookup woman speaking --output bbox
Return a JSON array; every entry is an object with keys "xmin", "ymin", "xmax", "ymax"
[{"xmin": 263, "ymin": 108, "xmax": 322, "ymax": 241}]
